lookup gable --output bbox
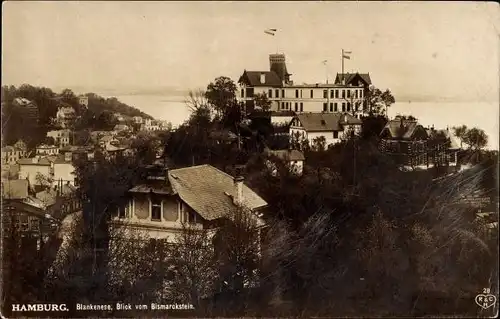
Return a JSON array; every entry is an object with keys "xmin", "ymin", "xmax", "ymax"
[
  {"xmin": 238, "ymin": 71, "xmax": 282, "ymax": 87},
  {"xmin": 290, "ymin": 117, "xmax": 303, "ymax": 127},
  {"xmin": 412, "ymin": 126, "xmax": 429, "ymax": 140}
]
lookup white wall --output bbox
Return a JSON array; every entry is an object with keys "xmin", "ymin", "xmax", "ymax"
[
  {"xmin": 19, "ymin": 164, "xmax": 52, "ymax": 186},
  {"xmin": 113, "ymin": 196, "xmax": 204, "ymax": 242},
  {"xmin": 53, "ymin": 163, "xmax": 76, "ymax": 186},
  {"xmin": 239, "ymin": 83, "xmax": 365, "ymax": 115}
]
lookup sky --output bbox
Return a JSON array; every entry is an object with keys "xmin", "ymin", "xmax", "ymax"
[{"xmin": 2, "ymin": 1, "xmax": 500, "ymax": 102}]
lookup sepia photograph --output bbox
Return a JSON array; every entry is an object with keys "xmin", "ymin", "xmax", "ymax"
[{"xmin": 1, "ymin": 1, "xmax": 499, "ymax": 318}]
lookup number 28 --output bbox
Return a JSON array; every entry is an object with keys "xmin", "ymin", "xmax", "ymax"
[{"xmin": 483, "ymin": 288, "xmax": 491, "ymax": 294}]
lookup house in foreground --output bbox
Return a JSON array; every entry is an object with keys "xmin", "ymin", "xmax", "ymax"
[
  {"xmin": 1, "ymin": 179, "xmax": 60, "ymax": 247},
  {"xmin": 110, "ymin": 164, "xmax": 267, "ymax": 243},
  {"xmin": 289, "ymin": 112, "xmax": 362, "ymax": 148},
  {"xmin": 264, "ymin": 148, "xmax": 305, "ymax": 176}
]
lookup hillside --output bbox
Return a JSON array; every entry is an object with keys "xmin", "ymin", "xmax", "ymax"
[{"xmin": 1, "ymin": 84, "xmax": 154, "ymax": 148}]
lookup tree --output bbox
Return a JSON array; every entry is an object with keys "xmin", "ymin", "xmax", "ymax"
[
  {"xmin": 312, "ymin": 136, "xmax": 327, "ymax": 152},
  {"xmin": 211, "ymin": 206, "xmax": 262, "ymax": 312},
  {"xmin": 453, "ymin": 125, "xmax": 468, "ymax": 148},
  {"xmin": 463, "ymin": 127, "xmax": 488, "ymax": 151},
  {"xmin": 44, "ymin": 136, "xmax": 56, "ymax": 146},
  {"xmin": 254, "ymin": 93, "xmax": 272, "ymax": 112},
  {"xmin": 185, "ymin": 89, "xmax": 211, "ymax": 114},
  {"xmin": 165, "ymin": 223, "xmax": 217, "ymax": 310},
  {"xmin": 205, "ymin": 76, "xmax": 237, "ymax": 117},
  {"xmin": 380, "ymin": 89, "xmax": 396, "ymax": 116},
  {"xmin": 35, "ymin": 172, "xmax": 54, "ymax": 189},
  {"xmin": 365, "ymin": 86, "xmax": 395, "ymax": 116},
  {"xmin": 360, "ymin": 114, "xmax": 388, "ymax": 140}
]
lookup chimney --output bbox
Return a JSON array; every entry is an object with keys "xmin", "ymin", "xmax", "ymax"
[
  {"xmin": 233, "ymin": 176, "xmax": 244, "ymax": 206},
  {"xmin": 260, "ymin": 73, "xmax": 266, "ymax": 84}
]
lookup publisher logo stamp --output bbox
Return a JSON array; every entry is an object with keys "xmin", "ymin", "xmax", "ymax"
[{"xmin": 475, "ymin": 288, "xmax": 497, "ymax": 310}]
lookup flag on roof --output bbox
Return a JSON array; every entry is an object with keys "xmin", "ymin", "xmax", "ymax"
[
  {"xmin": 343, "ymin": 50, "xmax": 352, "ymax": 59},
  {"xmin": 264, "ymin": 28, "xmax": 277, "ymax": 36}
]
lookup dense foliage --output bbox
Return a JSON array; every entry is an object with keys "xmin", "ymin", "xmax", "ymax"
[{"xmin": 1, "ymin": 85, "xmax": 153, "ymax": 148}]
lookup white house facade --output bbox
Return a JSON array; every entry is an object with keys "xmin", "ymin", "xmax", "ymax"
[
  {"xmin": 237, "ymin": 53, "xmax": 371, "ymax": 118},
  {"xmin": 290, "ymin": 113, "xmax": 362, "ymax": 147}
]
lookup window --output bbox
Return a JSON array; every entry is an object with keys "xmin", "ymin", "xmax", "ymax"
[
  {"xmin": 295, "ymin": 90, "xmax": 299, "ymax": 98},
  {"xmin": 323, "ymin": 90, "xmax": 328, "ymax": 98},
  {"xmin": 300, "ymin": 102, "xmax": 303, "ymax": 112},
  {"xmin": 335, "ymin": 90, "xmax": 339, "ymax": 98},
  {"xmin": 342, "ymin": 90, "xmax": 346, "ymax": 98},
  {"xmin": 355, "ymin": 90, "xmax": 358, "ymax": 99},
  {"xmin": 310, "ymin": 90, "xmax": 314, "ymax": 98},
  {"xmin": 268, "ymin": 89, "xmax": 272, "ymax": 98},
  {"xmin": 360, "ymin": 90, "xmax": 363, "ymax": 98},
  {"xmin": 119, "ymin": 205, "xmax": 127, "ymax": 219},
  {"xmin": 330, "ymin": 90, "xmax": 334, "ymax": 98},
  {"xmin": 334, "ymin": 102, "xmax": 338, "ymax": 112},
  {"xmin": 347, "ymin": 102, "xmax": 351, "ymax": 111},
  {"xmin": 241, "ymin": 89, "xmax": 244, "ymax": 98},
  {"xmin": 330, "ymin": 103, "xmax": 333, "ymax": 112},
  {"xmin": 355, "ymin": 104, "xmax": 359, "ymax": 111},
  {"xmin": 323, "ymin": 103, "xmax": 327, "ymax": 112},
  {"xmin": 281, "ymin": 90, "xmax": 285, "ymax": 98},
  {"xmin": 185, "ymin": 209, "xmax": 197, "ymax": 224},
  {"xmin": 347, "ymin": 90, "xmax": 351, "ymax": 98},
  {"xmin": 151, "ymin": 195, "xmax": 162, "ymax": 221},
  {"xmin": 300, "ymin": 90, "xmax": 303, "ymax": 98},
  {"xmin": 334, "ymin": 131, "xmax": 339, "ymax": 139},
  {"xmin": 286, "ymin": 102, "xmax": 289, "ymax": 109},
  {"xmin": 342, "ymin": 103, "xmax": 346, "ymax": 112},
  {"xmin": 295, "ymin": 102, "xmax": 298, "ymax": 111}
]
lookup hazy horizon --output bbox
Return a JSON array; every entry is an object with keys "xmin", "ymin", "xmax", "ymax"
[{"xmin": 2, "ymin": 1, "xmax": 500, "ymax": 104}]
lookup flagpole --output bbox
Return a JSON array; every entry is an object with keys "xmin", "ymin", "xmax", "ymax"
[{"xmin": 341, "ymin": 49, "xmax": 344, "ymax": 84}]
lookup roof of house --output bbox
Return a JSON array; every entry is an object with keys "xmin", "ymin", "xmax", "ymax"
[
  {"xmin": 37, "ymin": 144, "xmax": 59, "ymax": 149},
  {"xmin": 129, "ymin": 182, "xmax": 175, "ymax": 195},
  {"xmin": 13, "ymin": 97, "xmax": 35, "ymax": 106},
  {"xmin": 426, "ymin": 129, "xmax": 461, "ymax": 150},
  {"xmin": 167, "ymin": 164, "xmax": 267, "ymax": 221},
  {"xmin": 238, "ymin": 70, "xmax": 283, "ymax": 87},
  {"xmin": 334, "ymin": 73, "xmax": 372, "ymax": 85},
  {"xmin": 113, "ymin": 124, "xmax": 130, "ymax": 130},
  {"xmin": 53, "ymin": 154, "xmax": 73, "ymax": 164},
  {"xmin": 99, "ymin": 135, "xmax": 116, "ymax": 143},
  {"xmin": 1, "ymin": 179, "xmax": 29, "ymax": 199},
  {"xmin": 36, "ymin": 185, "xmax": 76, "ymax": 207},
  {"xmin": 381, "ymin": 119, "xmax": 428, "ymax": 140},
  {"xmin": 267, "ymin": 149, "xmax": 305, "ymax": 161},
  {"xmin": 106, "ymin": 144, "xmax": 126, "ymax": 152},
  {"xmin": 294, "ymin": 113, "xmax": 362, "ymax": 132},
  {"xmin": 2, "ymin": 146, "xmax": 16, "ymax": 153},
  {"xmin": 18, "ymin": 157, "xmax": 53, "ymax": 166}
]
